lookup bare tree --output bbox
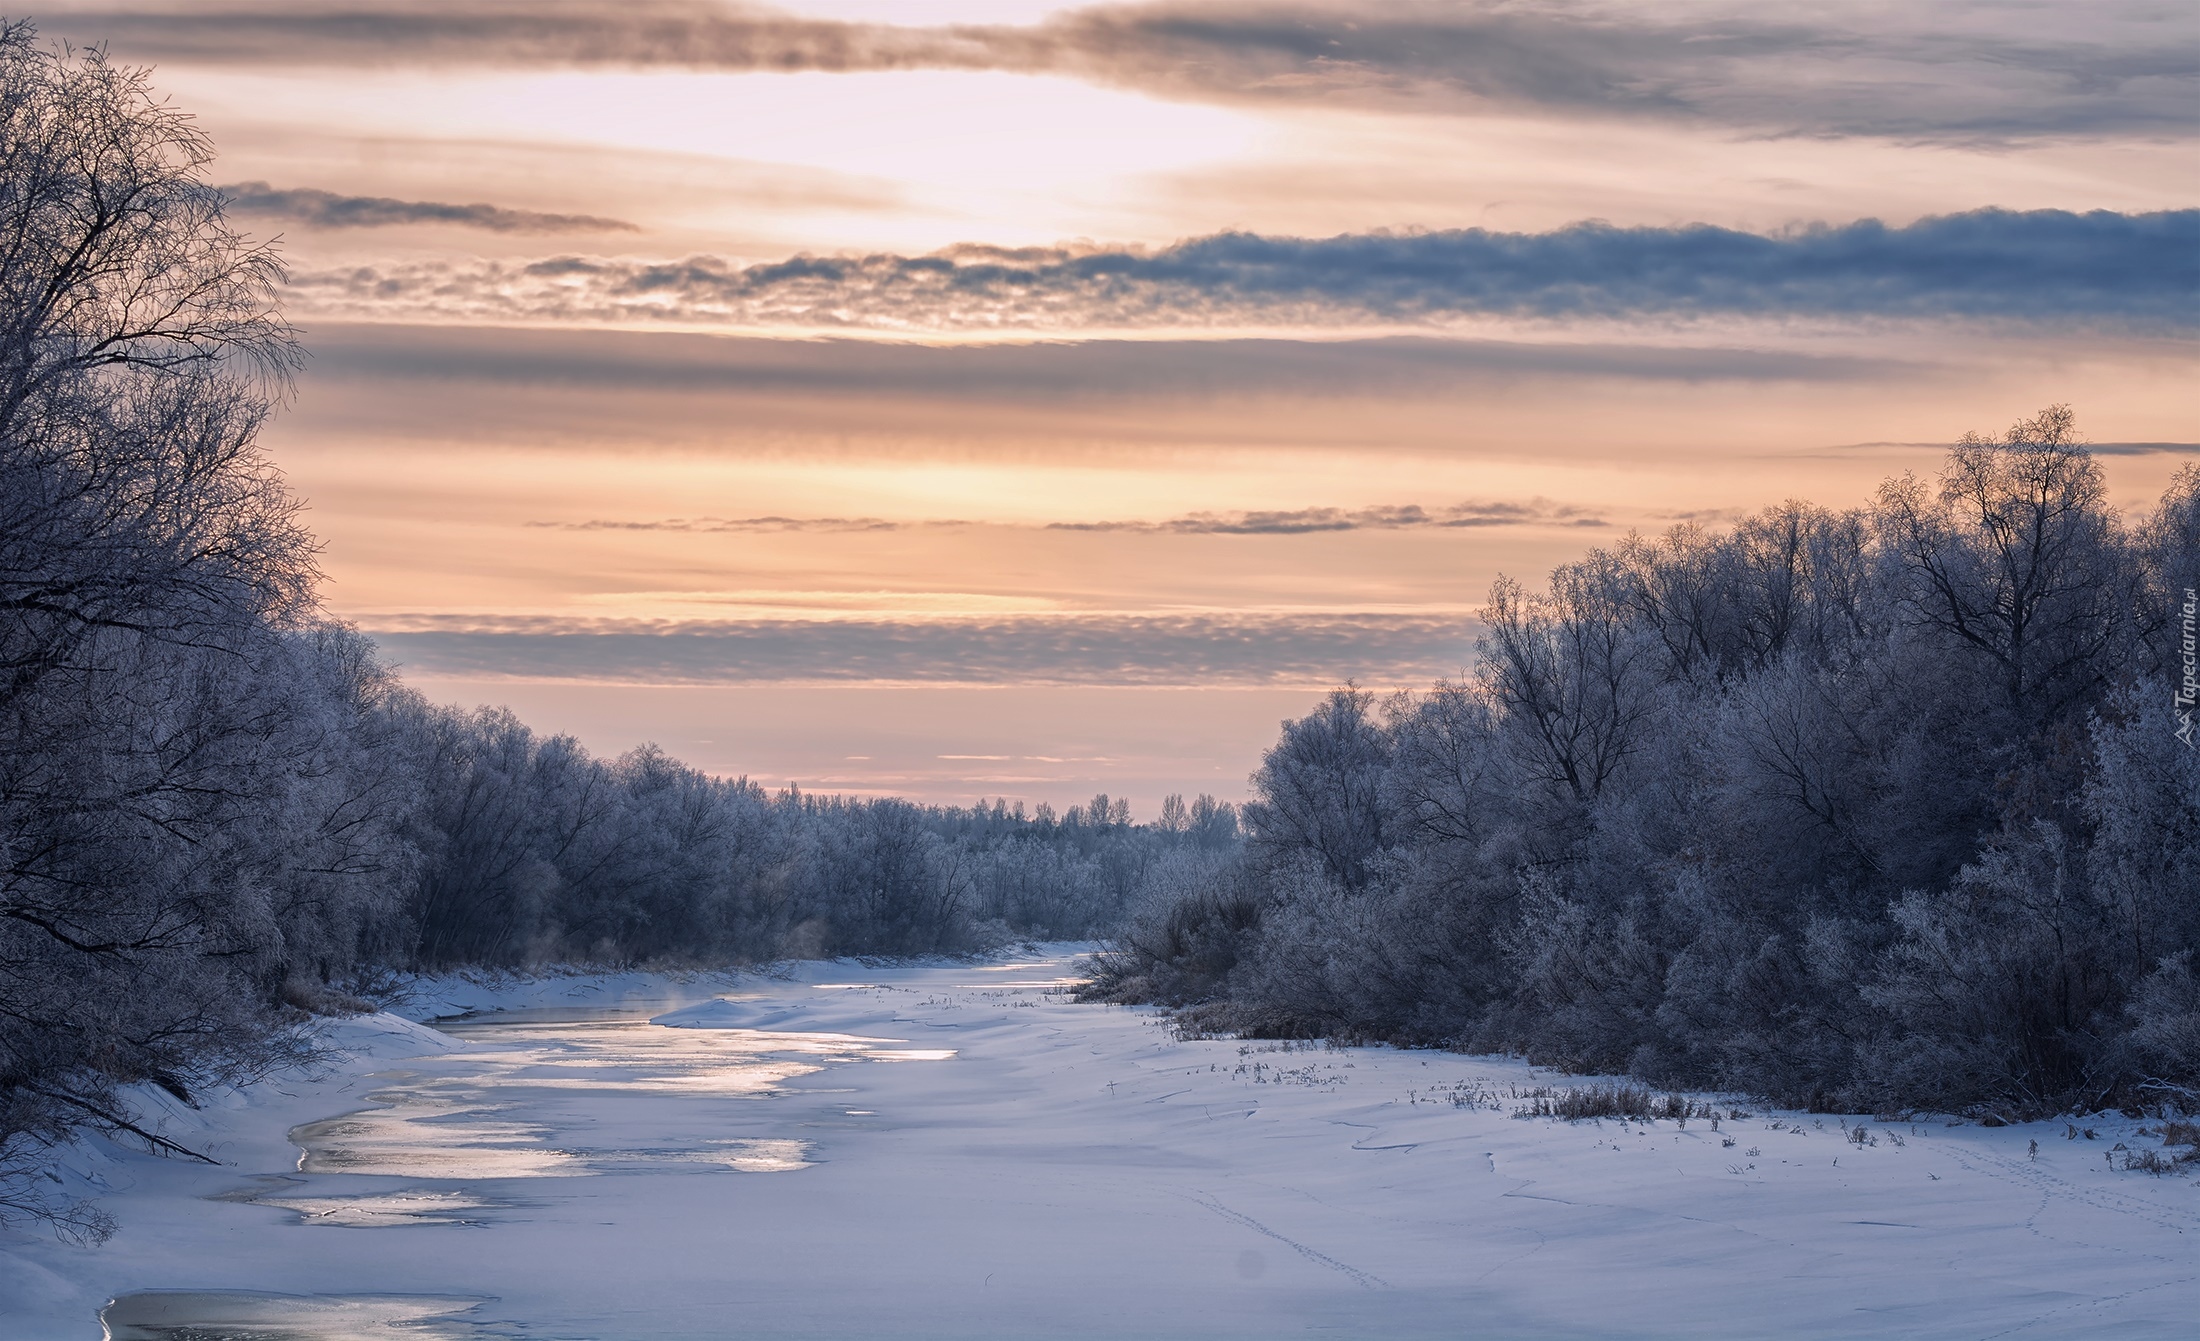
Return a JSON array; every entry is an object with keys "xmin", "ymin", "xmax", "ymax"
[
  {"xmin": 1876, "ymin": 405, "xmax": 2131, "ymax": 727},
  {"xmin": 1479, "ymin": 559, "xmax": 1659, "ymax": 806},
  {"xmin": 1242, "ymin": 686, "xmax": 1394, "ymax": 890},
  {"xmin": 0, "ymin": 25, "xmax": 360, "ymax": 1238}
]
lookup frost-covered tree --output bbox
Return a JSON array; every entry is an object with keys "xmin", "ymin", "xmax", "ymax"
[
  {"xmin": 1242, "ymin": 687, "xmax": 1394, "ymax": 890},
  {"xmin": 1096, "ymin": 410, "xmax": 2200, "ymax": 1116},
  {"xmin": 0, "ymin": 25, "xmax": 410, "ymax": 1237},
  {"xmin": 1877, "ymin": 406, "xmax": 2133, "ymax": 729}
]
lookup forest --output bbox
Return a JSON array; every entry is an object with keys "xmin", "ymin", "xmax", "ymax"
[
  {"xmin": 1091, "ymin": 411, "xmax": 2200, "ymax": 1119},
  {"xmin": 1, "ymin": 20, "xmax": 2195, "ymax": 1241}
]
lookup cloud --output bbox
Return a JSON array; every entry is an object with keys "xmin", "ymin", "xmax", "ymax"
[
  {"xmin": 279, "ymin": 322, "xmax": 1932, "ymax": 462},
  {"xmin": 1047, "ymin": 501, "xmax": 1604, "ymax": 533},
  {"xmin": 2085, "ymin": 442, "xmax": 2200, "ymax": 457},
  {"xmin": 525, "ymin": 515, "xmax": 903, "ymax": 533},
  {"xmin": 362, "ymin": 612, "xmax": 1479, "ymax": 686},
  {"xmin": 281, "ymin": 210, "xmax": 2198, "ymax": 333},
  {"xmin": 219, "ymin": 181, "xmax": 638, "ymax": 233},
  {"xmin": 1833, "ymin": 439, "xmax": 2200, "ymax": 457},
  {"xmin": 522, "ymin": 500, "xmax": 1605, "ymax": 534},
  {"xmin": 52, "ymin": 1, "xmax": 2198, "ymax": 141},
  {"xmin": 301, "ymin": 323, "xmax": 1907, "ymax": 401}
]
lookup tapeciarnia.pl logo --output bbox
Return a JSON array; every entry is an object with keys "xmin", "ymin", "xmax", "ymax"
[{"xmin": 2177, "ymin": 586, "xmax": 2197, "ymax": 749}]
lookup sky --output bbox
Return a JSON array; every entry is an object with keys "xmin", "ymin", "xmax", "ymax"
[{"xmin": 39, "ymin": 0, "xmax": 2199, "ymax": 810}]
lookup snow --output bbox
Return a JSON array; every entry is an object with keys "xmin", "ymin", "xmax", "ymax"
[{"xmin": 3, "ymin": 949, "xmax": 2195, "ymax": 1339}]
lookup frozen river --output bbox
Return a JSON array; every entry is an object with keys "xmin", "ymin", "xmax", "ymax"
[{"xmin": 4, "ymin": 950, "xmax": 2196, "ymax": 1339}]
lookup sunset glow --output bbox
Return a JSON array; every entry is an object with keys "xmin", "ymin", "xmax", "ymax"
[{"xmin": 42, "ymin": 0, "xmax": 2196, "ymax": 806}]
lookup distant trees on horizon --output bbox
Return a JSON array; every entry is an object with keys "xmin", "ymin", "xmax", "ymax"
[{"xmin": 397, "ymin": 699, "xmax": 1238, "ymax": 968}]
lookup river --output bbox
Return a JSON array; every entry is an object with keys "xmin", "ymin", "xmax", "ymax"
[{"xmin": 3, "ymin": 949, "xmax": 2191, "ymax": 1340}]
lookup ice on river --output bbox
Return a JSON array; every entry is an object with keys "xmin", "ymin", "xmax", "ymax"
[
  {"xmin": 278, "ymin": 1007, "xmax": 906, "ymax": 1181},
  {"xmin": 97, "ymin": 1289, "xmax": 491, "ymax": 1340},
  {"xmin": 3, "ymin": 950, "xmax": 2195, "ymax": 1339}
]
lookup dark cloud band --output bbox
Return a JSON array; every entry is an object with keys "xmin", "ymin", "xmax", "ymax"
[
  {"xmin": 220, "ymin": 181, "xmax": 637, "ymax": 233},
  {"xmin": 526, "ymin": 516, "xmax": 903, "ymax": 533},
  {"xmin": 299, "ymin": 323, "xmax": 1909, "ymax": 400},
  {"xmin": 365, "ymin": 613, "xmax": 1478, "ymax": 686},
  {"xmin": 284, "ymin": 210, "xmax": 2199, "ymax": 332},
  {"xmin": 51, "ymin": 1, "xmax": 2199, "ymax": 141},
  {"xmin": 521, "ymin": 501, "xmax": 1604, "ymax": 534},
  {"xmin": 1047, "ymin": 501, "xmax": 1605, "ymax": 533}
]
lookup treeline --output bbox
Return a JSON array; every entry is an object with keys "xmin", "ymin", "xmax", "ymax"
[
  {"xmin": 397, "ymin": 701, "xmax": 1237, "ymax": 966},
  {"xmin": 1091, "ymin": 410, "xmax": 2200, "ymax": 1118},
  {"xmin": 0, "ymin": 29, "xmax": 1232, "ymax": 1234}
]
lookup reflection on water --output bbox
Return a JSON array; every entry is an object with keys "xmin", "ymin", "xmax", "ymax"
[
  {"xmin": 101, "ymin": 1291, "xmax": 490, "ymax": 1340},
  {"xmin": 706, "ymin": 1137, "xmax": 815, "ymax": 1172},
  {"xmin": 217, "ymin": 1179, "xmax": 511, "ymax": 1227},
  {"xmin": 291, "ymin": 1101, "xmax": 584, "ymax": 1179},
  {"xmin": 285, "ymin": 1008, "xmax": 939, "ymax": 1181},
  {"xmin": 123, "ymin": 996, "xmax": 963, "ymax": 1336}
]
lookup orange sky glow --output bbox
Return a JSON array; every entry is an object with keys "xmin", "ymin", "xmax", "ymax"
[{"xmin": 41, "ymin": 0, "xmax": 2197, "ymax": 808}]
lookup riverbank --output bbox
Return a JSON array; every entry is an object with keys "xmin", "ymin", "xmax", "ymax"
[{"xmin": 3, "ymin": 949, "xmax": 2194, "ymax": 1338}]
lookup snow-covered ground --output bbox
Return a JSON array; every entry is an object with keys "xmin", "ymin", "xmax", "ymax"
[{"xmin": 3, "ymin": 949, "xmax": 2195, "ymax": 1339}]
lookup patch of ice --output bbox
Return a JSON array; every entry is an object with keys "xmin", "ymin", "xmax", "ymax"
[
  {"xmin": 100, "ymin": 1290, "xmax": 489, "ymax": 1339},
  {"xmin": 702, "ymin": 1138, "xmax": 816, "ymax": 1172}
]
